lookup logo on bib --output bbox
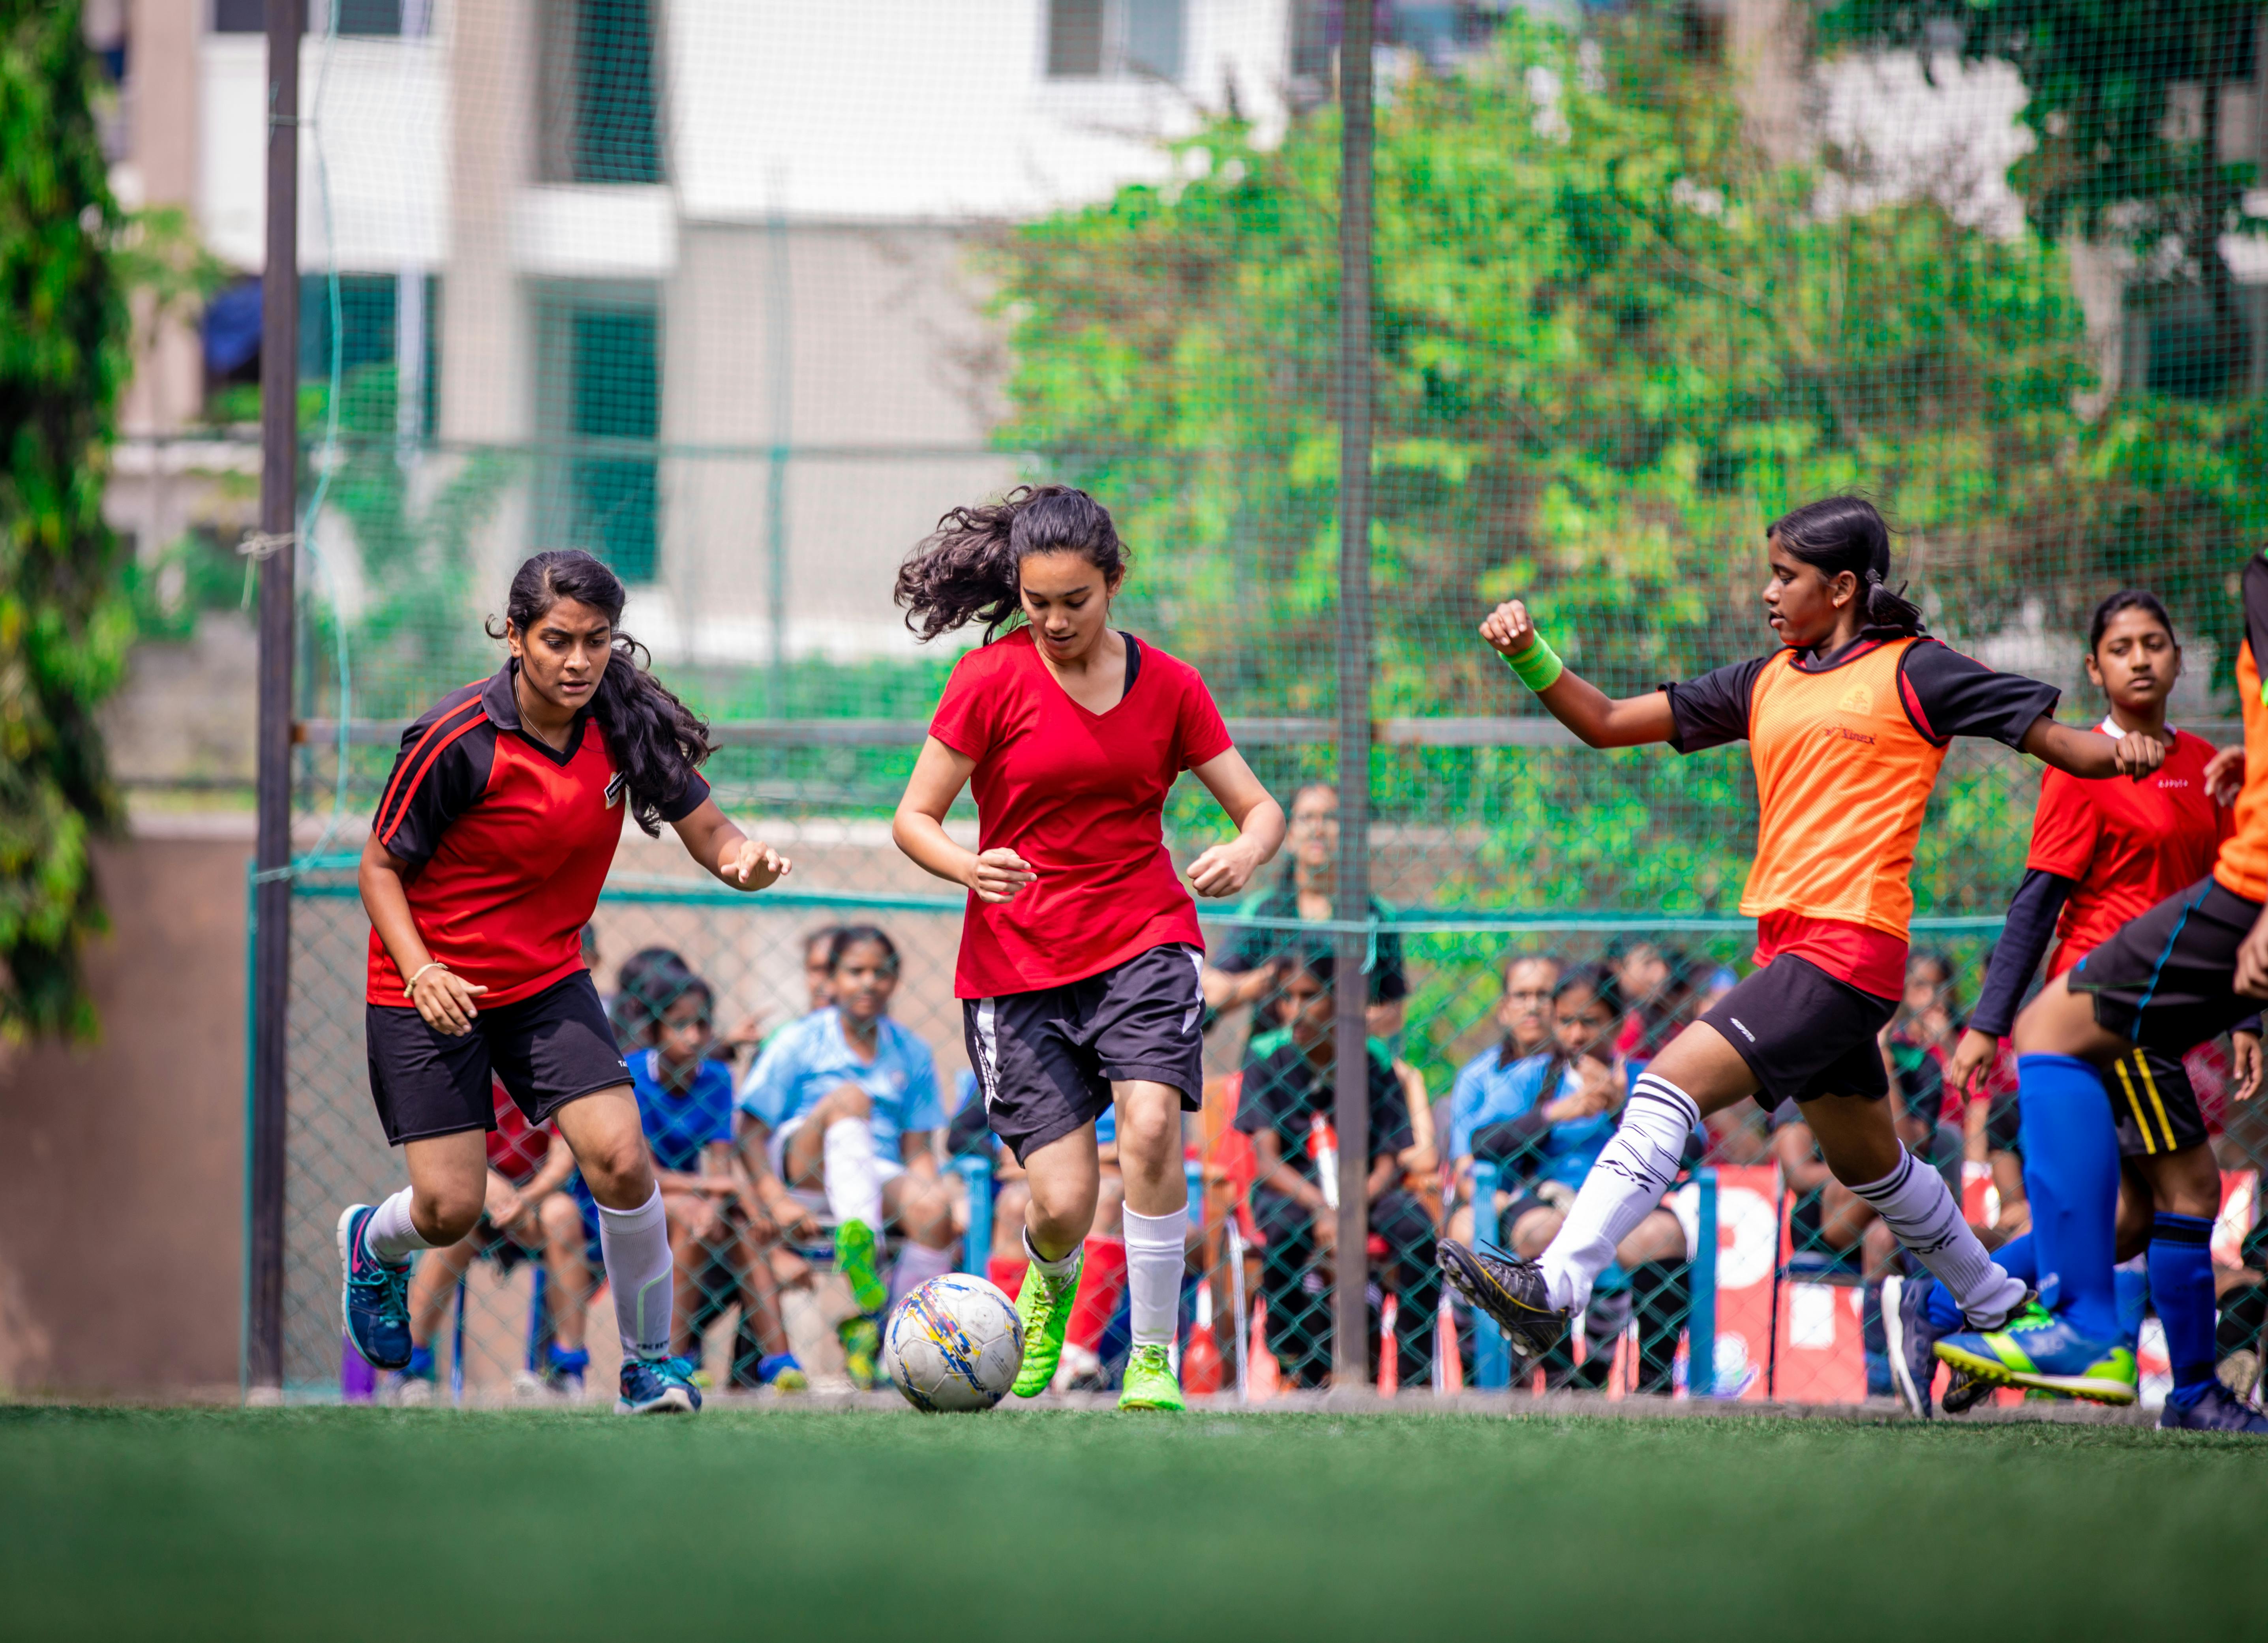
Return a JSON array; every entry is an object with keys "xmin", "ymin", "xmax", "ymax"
[{"xmin": 1837, "ymin": 683, "xmax": 1873, "ymax": 715}]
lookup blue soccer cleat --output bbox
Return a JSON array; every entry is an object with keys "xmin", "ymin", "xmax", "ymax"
[
  {"xmin": 542, "ymin": 1345, "xmax": 590, "ymax": 1398},
  {"xmin": 2159, "ymin": 1383, "xmax": 2268, "ymax": 1435},
  {"xmin": 617, "ymin": 1354, "xmax": 703, "ymax": 1415},
  {"xmin": 338, "ymin": 1204, "xmax": 415, "ymax": 1371},
  {"xmin": 1881, "ymin": 1275, "xmax": 1941, "ymax": 1418},
  {"xmin": 1934, "ymin": 1302, "xmax": 2137, "ymax": 1406}
]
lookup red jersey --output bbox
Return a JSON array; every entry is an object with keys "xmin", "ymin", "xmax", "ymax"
[
  {"xmin": 365, "ymin": 662, "xmax": 710, "ymax": 1007},
  {"xmin": 2028, "ymin": 722, "xmax": 2228, "ymax": 975},
  {"xmin": 485, "ymin": 1080, "xmax": 553, "ymax": 1183},
  {"xmin": 930, "ymin": 629, "xmax": 1233, "ymax": 998}
]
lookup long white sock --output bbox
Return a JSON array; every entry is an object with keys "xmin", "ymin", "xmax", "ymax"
[
  {"xmin": 1121, "ymin": 1206, "xmax": 1186, "ymax": 1349},
  {"xmin": 888, "ymin": 1240, "xmax": 958, "ymax": 1314},
  {"xmin": 596, "ymin": 1186, "xmax": 674, "ymax": 1360},
  {"xmin": 1023, "ymin": 1225, "xmax": 1082, "ymax": 1288},
  {"xmin": 1850, "ymin": 1152, "xmax": 2025, "ymax": 1330},
  {"xmin": 362, "ymin": 1188, "xmax": 431, "ymax": 1266},
  {"xmin": 823, "ymin": 1118, "xmax": 884, "ymax": 1228},
  {"xmin": 1538, "ymin": 1073, "xmax": 1700, "ymax": 1312}
]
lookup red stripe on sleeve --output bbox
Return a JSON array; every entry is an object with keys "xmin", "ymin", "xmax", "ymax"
[
  {"xmin": 377, "ymin": 703, "xmax": 488, "ymax": 848},
  {"xmin": 1898, "ymin": 668, "xmax": 1939, "ymax": 743}
]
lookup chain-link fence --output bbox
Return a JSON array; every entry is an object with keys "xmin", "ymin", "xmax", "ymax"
[{"xmin": 216, "ymin": 0, "xmax": 2268, "ymax": 1407}]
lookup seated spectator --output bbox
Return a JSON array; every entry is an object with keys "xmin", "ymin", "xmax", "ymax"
[
  {"xmin": 582, "ymin": 958, "xmax": 806, "ymax": 1392},
  {"xmin": 1610, "ymin": 940, "xmax": 1694, "ymax": 1067},
  {"xmin": 1202, "ymin": 782, "xmax": 1409, "ymax": 1042},
  {"xmin": 737, "ymin": 925, "xmax": 952, "ymax": 1389},
  {"xmin": 391, "ymin": 1079, "xmax": 592, "ymax": 1402},
  {"xmin": 1882, "ymin": 950, "xmax": 1968, "ymax": 1186},
  {"xmin": 948, "ymin": 1068, "xmax": 1035, "ymax": 1302},
  {"xmin": 1459, "ymin": 964, "xmax": 1690, "ymax": 1394},
  {"xmin": 1443, "ymin": 953, "xmax": 1561, "ymax": 1245},
  {"xmin": 608, "ymin": 944, "xmax": 692, "ymax": 1052},
  {"xmin": 1236, "ymin": 951, "xmax": 1437, "ymax": 1389}
]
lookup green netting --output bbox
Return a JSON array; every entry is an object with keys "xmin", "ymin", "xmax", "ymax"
[{"xmin": 241, "ymin": 0, "xmax": 2268, "ymax": 1407}]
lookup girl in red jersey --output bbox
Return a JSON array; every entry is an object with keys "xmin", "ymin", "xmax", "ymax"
[
  {"xmin": 1919, "ymin": 591, "xmax": 2266, "ymax": 1428},
  {"xmin": 1435, "ymin": 496, "xmax": 2159, "ymax": 1374},
  {"xmin": 891, "ymin": 485, "xmax": 1285, "ymax": 1410},
  {"xmin": 340, "ymin": 550, "xmax": 790, "ymax": 1416}
]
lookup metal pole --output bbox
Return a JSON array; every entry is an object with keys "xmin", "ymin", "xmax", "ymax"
[
  {"xmin": 248, "ymin": 0, "xmax": 301, "ymax": 1399},
  {"xmin": 1331, "ymin": 0, "xmax": 1375, "ymax": 1389}
]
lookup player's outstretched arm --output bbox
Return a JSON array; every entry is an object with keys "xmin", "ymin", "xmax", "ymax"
[
  {"xmin": 1479, "ymin": 598, "xmax": 1675, "ymax": 748},
  {"xmin": 672, "ymin": 797, "xmax": 790, "ymax": 892},
  {"xmin": 1184, "ymin": 748, "xmax": 1287, "ymax": 900},
  {"xmin": 2018, "ymin": 716, "xmax": 2165, "ymax": 782}
]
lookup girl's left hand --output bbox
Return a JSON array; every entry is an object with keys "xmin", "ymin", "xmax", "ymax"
[
  {"xmin": 1186, "ymin": 841, "xmax": 1259, "ymax": 899},
  {"xmin": 723, "ymin": 838, "xmax": 791, "ymax": 890}
]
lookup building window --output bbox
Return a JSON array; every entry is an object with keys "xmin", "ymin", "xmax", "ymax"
[
  {"xmin": 298, "ymin": 272, "xmax": 440, "ymax": 439},
  {"xmin": 1046, "ymin": 0, "xmax": 1184, "ymax": 82},
  {"xmin": 539, "ymin": 0, "xmax": 664, "ymax": 185},
  {"xmin": 214, "ymin": 0, "xmax": 420, "ymax": 36},
  {"xmin": 533, "ymin": 286, "xmax": 661, "ymax": 584}
]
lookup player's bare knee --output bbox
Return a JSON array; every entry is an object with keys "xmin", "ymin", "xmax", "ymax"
[
  {"xmin": 580, "ymin": 1138, "xmax": 655, "ymax": 1208},
  {"xmin": 416, "ymin": 1189, "xmax": 483, "ymax": 1246}
]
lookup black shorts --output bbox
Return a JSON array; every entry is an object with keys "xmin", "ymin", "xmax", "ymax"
[
  {"xmin": 1699, "ymin": 954, "xmax": 1897, "ymax": 1106},
  {"xmin": 2068, "ymin": 876, "xmax": 2265, "ymax": 1055},
  {"xmin": 1979, "ymin": 1046, "xmax": 2206, "ymax": 1161},
  {"xmin": 366, "ymin": 972, "xmax": 630, "ymax": 1146},
  {"xmin": 962, "ymin": 943, "xmax": 1206, "ymax": 1165}
]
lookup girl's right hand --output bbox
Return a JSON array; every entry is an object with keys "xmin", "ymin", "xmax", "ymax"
[
  {"xmin": 413, "ymin": 967, "xmax": 488, "ymax": 1036},
  {"xmin": 966, "ymin": 848, "xmax": 1037, "ymax": 904},
  {"xmin": 1478, "ymin": 599, "xmax": 1538, "ymax": 658}
]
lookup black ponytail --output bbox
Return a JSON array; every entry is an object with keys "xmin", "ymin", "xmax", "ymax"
[
  {"xmin": 1767, "ymin": 495, "xmax": 1925, "ymax": 638},
  {"xmin": 894, "ymin": 484, "xmax": 1128, "ymax": 642},
  {"xmin": 488, "ymin": 550, "xmax": 712, "ymax": 836}
]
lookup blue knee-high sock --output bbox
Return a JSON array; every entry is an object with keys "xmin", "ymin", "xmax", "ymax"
[
  {"xmin": 2017, "ymin": 1053, "xmax": 2122, "ymax": 1342},
  {"xmin": 1927, "ymin": 1232, "xmax": 2034, "ymax": 1333},
  {"xmin": 2150, "ymin": 1213, "xmax": 2219, "ymax": 1407},
  {"xmin": 2114, "ymin": 1254, "xmax": 2150, "ymax": 1350}
]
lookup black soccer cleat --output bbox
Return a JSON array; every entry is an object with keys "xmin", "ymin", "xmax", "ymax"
[{"xmin": 1438, "ymin": 1238, "xmax": 1570, "ymax": 1363}]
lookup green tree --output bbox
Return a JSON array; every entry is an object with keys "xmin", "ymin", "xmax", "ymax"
[
  {"xmin": 1821, "ymin": 0, "xmax": 2263, "ymax": 397},
  {"xmin": 0, "ymin": 1, "xmax": 132, "ymax": 1039}
]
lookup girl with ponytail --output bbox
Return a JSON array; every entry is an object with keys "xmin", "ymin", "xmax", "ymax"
[
  {"xmin": 342, "ymin": 549, "xmax": 791, "ymax": 1418},
  {"xmin": 892, "ymin": 484, "xmax": 1286, "ymax": 1410},
  {"xmin": 1439, "ymin": 496, "xmax": 2169, "ymax": 1407}
]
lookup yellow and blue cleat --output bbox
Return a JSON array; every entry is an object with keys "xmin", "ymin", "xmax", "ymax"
[{"xmin": 1933, "ymin": 1303, "xmax": 2137, "ymax": 1406}]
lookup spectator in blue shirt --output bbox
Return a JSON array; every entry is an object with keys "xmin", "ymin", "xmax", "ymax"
[{"xmin": 737, "ymin": 926, "xmax": 953, "ymax": 1382}]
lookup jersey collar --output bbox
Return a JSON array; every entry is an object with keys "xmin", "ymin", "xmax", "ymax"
[
  {"xmin": 482, "ymin": 660, "xmax": 591, "ymax": 765},
  {"xmin": 2097, "ymin": 715, "xmax": 2176, "ymax": 741}
]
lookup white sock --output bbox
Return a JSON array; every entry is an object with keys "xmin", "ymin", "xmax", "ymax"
[
  {"xmin": 888, "ymin": 1240, "xmax": 958, "ymax": 1314},
  {"xmin": 361, "ymin": 1188, "xmax": 431, "ymax": 1266},
  {"xmin": 1122, "ymin": 1206, "xmax": 1187, "ymax": 1349},
  {"xmin": 1538, "ymin": 1073, "xmax": 1700, "ymax": 1312},
  {"xmin": 1023, "ymin": 1225, "xmax": 1082, "ymax": 1286},
  {"xmin": 595, "ymin": 1186, "xmax": 674, "ymax": 1360},
  {"xmin": 823, "ymin": 1118, "xmax": 884, "ymax": 1229},
  {"xmin": 1849, "ymin": 1152, "xmax": 2026, "ymax": 1330}
]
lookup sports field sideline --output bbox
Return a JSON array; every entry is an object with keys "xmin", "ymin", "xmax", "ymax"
[{"xmin": 4, "ymin": 1404, "xmax": 2259, "ymax": 1640}]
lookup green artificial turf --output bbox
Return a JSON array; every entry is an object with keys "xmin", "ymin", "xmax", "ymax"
[{"xmin": 2, "ymin": 1405, "xmax": 2260, "ymax": 1640}]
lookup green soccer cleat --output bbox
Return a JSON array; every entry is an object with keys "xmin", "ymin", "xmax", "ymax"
[
  {"xmin": 1011, "ymin": 1257, "xmax": 1082, "ymax": 1398},
  {"xmin": 1933, "ymin": 1302, "xmax": 2139, "ymax": 1406},
  {"xmin": 1118, "ymin": 1343, "xmax": 1186, "ymax": 1411},
  {"xmin": 835, "ymin": 1219, "xmax": 889, "ymax": 1315}
]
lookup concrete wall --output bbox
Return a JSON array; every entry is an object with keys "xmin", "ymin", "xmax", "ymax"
[{"xmin": 0, "ymin": 833, "xmax": 248, "ymax": 1399}]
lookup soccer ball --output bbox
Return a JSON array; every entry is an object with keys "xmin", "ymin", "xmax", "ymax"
[{"xmin": 883, "ymin": 1273, "xmax": 1024, "ymax": 1412}]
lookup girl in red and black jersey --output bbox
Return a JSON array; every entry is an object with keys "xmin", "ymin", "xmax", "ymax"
[
  {"xmin": 341, "ymin": 550, "xmax": 790, "ymax": 1416},
  {"xmin": 891, "ymin": 486, "xmax": 1286, "ymax": 1411},
  {"xmin": 1923, "ymin": 591, "xmax": 2267, "ymax": 1429},
  {"xmin": 1435, "ymin": 496, "xmax": 2157, "ymax": 1379}
]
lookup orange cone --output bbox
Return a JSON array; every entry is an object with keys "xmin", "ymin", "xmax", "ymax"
[
  {"xmin": 1435, "ymin": 1290, "xmax": 1463, "ymax": 1393},
  {"xmin": 1248, "ymin": 1297, "xmax": 1280, "ymax": 1400},
  {"xmin": 1184, "ymin": 1284, "xmax": 1223, "ymax": 1396},
  {"xmin": 1377, "ymin": 1293, "xmax": 1399, "ymax": 1398}
]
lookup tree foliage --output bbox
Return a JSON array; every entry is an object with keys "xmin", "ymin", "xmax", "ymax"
[{"xmin": 0, "ymin": 0, "xmax": 131, "ymax": 1039}]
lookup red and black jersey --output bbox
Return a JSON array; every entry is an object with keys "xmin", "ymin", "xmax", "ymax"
[{"xmin": 364, "ymin": 661, "xmax": 710, "ymax": 1007}]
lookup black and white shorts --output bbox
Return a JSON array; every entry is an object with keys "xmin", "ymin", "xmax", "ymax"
[
  {"xmin": 1698, "ymin": 954, "xmax": 1898, "ymax": 1106},
  {"xmin": 2067, "ymin": 875, "xmax": 2266, "ymax": 1056},
  {"xmin": 1979, "ymin": 1046, "xmax": 2207, "ymax": 1162},
  {"xmin": 962, "ymin": 943, "xmax": 1206, "ymax": 1164},
  {"xmin": 366, "ymin": 971, "xmax": 631, "ymax": 1146}
]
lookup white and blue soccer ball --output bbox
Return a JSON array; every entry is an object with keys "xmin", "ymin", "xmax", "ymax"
[{"xmin": 884, "ymin": 1273, "xmax": 1024, "ymax": 1412}]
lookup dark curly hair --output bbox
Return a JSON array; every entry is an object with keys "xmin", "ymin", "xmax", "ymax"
[
  {"xmin": 488, "ymin": 550, "xmax": 712, "ymax": 836},
  {"xmin": 893, "ymin": 484, "xmax": 1127, "ymax": 641}
]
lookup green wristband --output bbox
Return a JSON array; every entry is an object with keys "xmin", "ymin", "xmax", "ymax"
[{"xmin": 1500, "ymin": 633, "xmax": 1565, "ymax": 693}]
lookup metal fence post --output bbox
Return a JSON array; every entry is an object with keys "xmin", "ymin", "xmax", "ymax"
[
  {"xmin": 1690, "ymin": 1167, "xmax": 1718, "ymax": 1398},
  {"xmin": 247, "ymin": 0, "xmax": 302, "ymax": 1401},
  {"xmin": 1468, "ymin": 1159, "xmax": 1510, "ymax": 1389},
  {"xmin": 1330, "ymin": 0, "xmax": 1376, "ymax": 1393}
]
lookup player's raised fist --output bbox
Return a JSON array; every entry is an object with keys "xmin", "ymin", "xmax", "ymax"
[{"xmin": 1479, "ymin": 599, "xmax": 1538, "ymax": 657}]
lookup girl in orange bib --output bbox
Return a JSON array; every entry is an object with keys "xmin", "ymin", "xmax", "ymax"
[{"xmin": 1436, "ymin": 495, "xmax": 2163, "ymax": 1365}]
